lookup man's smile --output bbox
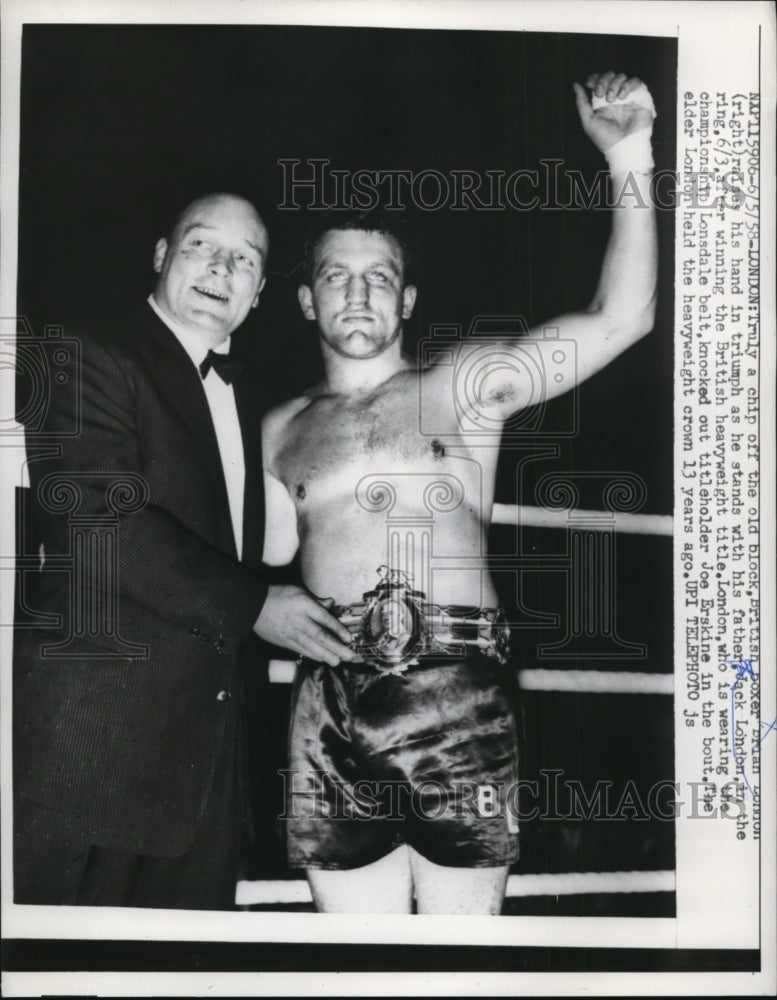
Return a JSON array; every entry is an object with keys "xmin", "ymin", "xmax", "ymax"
[{"xmin": 193, "ymin": 285, "xmax": 229, "ymax": 302}]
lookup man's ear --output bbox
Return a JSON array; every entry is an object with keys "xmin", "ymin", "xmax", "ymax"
[
  {"xmin": 402, "ymin": 285, "xmax": 418, "ymax": 320},
  {"xmin": 252, "ymin": 275, "xmax": 267, "ymax": 309},
  {"xmin": 298, "ymin": 285, "xmax": 316, "ymax": 320},
  {"xmin": 153, "ymin": 238, "xmax": 168, "ymax": 274}
]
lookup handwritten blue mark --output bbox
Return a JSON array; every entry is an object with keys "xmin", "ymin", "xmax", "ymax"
[
  {"xmin": 756, "ymin": 718, "xmax": 777, "ymax": 748},
  {"xmin": 728, "ymin": 657, "xmax": 756, "ymax": 681},
  {"xmin": 726, "ymin": 658, "xmax": 761, "ymax": 798}
]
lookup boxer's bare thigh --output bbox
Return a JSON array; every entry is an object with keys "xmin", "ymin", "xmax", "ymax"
[
  {"xmin": 409, "ymin": 850, "xmax": 509, "ymax": 915},
  {"xmin": 307, "ymin": 845, "xmax": 413, "ymax": 913},
  {"xmin": 307, "ymin": 845, "xmax": 508, "ymax": 914}
]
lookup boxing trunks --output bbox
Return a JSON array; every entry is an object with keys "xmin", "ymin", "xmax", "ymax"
[{"xmin": 283, "ymin": 569, "xmax": 520, "ymax": 870}]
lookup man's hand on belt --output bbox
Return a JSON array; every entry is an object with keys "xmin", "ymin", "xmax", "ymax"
[{"xmin": 253, "ymin": 584, "xmax": 356, "ymax": 666}]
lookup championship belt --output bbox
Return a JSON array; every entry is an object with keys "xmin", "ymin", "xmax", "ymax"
[{"xmin": 334, "ymin": 566, "xmax": 511, "ymax": 675}]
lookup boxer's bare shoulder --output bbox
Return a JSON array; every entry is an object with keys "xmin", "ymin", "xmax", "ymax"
[{"xmin": 262, "ymin": 389, "xmax": 317, "ymax": 474}]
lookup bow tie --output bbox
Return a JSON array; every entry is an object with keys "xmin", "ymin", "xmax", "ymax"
[{"xmin": 199, "ymin": 349, "xmax": 243, "ymax": 385}]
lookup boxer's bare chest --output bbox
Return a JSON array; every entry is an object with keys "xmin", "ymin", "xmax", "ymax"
[{"xmin": 274, "ymin": 372, "xmax": 462, "ymax": 502}]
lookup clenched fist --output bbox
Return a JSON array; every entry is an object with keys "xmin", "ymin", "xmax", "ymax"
[{"xmin": 574, "ymin": 72, "xmax": 654, "ymax": 154}]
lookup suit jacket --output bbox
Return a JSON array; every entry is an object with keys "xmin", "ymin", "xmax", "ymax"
[{"xmin": 14, "ymin": 303, "xmax": 269, "ymax": 857}]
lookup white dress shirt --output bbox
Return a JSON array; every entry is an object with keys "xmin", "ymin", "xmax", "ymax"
[{"xmin": 148, "ymin": 294, "xmax": 245, "ymax": 559}]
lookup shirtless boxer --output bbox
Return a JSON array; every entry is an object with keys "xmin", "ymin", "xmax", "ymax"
[{"xmin": 263, "ymin": 73, "xmax": 658, "ymax": 913}]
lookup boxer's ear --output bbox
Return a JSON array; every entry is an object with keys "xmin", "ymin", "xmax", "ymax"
[
  {"xmin": 298, "ymin": 285, "xmax": 316, "ymax": 320},
  {"xmin": 402, "ymin": 285, "xmax": 417, "ymax": 320},
  {"xmin": 153, "ymin": 238, "xmax": 168, "ymax": 274}
]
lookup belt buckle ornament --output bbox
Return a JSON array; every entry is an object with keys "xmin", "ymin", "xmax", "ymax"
[
  {"xmin": 335, "ymin": 566, "xmax": 511, "ymax": 674},
  {"xmin": 357, "ymin": 566, "xmax": 425, "ymax": 675}
]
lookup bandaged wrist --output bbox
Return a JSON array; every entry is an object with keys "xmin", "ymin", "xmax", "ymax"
[
  {"xmin": 592, "ymin": 83, "xmax": 656, "ymax": 173},
  {"xmin": 602, "ymin": 128, "xmax": 654, "ymax": 173}
]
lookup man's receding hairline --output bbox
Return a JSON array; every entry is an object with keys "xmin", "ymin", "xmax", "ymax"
[{"xmin": 170, "ymin": 193, "xmax": 266, "ymax": 240}]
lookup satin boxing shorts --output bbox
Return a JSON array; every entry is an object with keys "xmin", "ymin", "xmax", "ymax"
[{"xmin": 283, "ymin": 656, "xmax": 520, "ymax": 870}]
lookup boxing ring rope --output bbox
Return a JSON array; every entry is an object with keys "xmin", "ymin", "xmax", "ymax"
[
  {"xmin": 519, "ymin": 668, "xmax": 673, "ymax": 695},
  {"xmin": 270, "ymin": 660, "xmax": 673, "ymax": 695},
  {"xmin": 492, "ymin": 502, "xmax": 673, "ymax": 536},
  {"xmin": 236, "ymin": 870, "xmax": 675, "ymax": 907},
  {"xmin": 253, "ymin": 502, "xmax": 674, "ymax": 909}
]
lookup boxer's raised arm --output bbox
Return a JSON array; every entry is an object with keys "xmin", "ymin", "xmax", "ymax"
[{"xmin": 458, "ymin": 72, "xmax": 657, "ymax": 422}]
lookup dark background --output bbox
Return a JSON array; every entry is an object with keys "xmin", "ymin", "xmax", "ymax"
[{"xmin": 17, "ymin": 25, "xmax": 676, "ymax": 914}]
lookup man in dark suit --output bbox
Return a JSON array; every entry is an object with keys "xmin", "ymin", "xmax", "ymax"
[{"xmin": 13, "ymin": 192, "xmax": 354, "ymax": 909}]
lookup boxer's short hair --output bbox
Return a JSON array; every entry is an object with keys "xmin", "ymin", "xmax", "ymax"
[{"xmin": 302, "ymin": 208, "xmax": 416, "ymax": 286}]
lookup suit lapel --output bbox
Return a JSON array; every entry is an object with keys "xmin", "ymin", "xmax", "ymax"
[
  {"xmin": 133, "ymin": 305, "xmax": 233, "ymax": 537},
  {"xmin": 134, "ymin": 304, "xmax": 270, "ymax": 567},
  {"xmin": 234, "ymin": 375, "xmax": 265, "ymax": 570}
]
